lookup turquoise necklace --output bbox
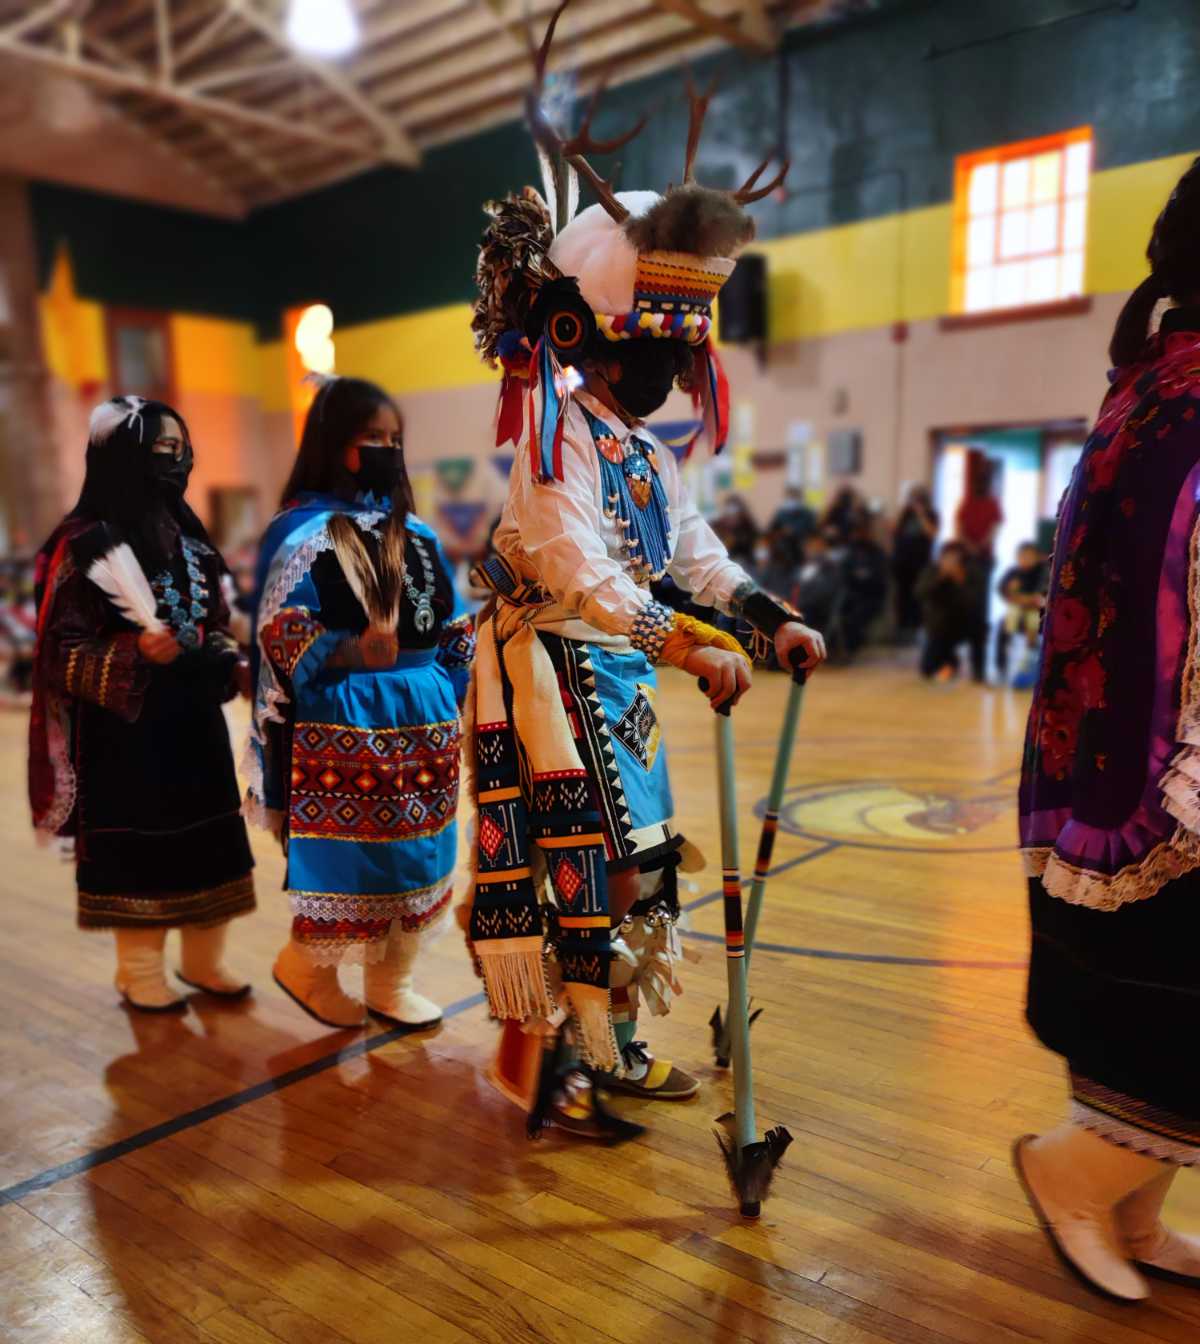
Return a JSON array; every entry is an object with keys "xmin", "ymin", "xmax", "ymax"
[
  {"xmin": 151, "ymin": 537, "xmax": 209, "ymax": 649},
  {"xmin": 582, "ymin": 407, "xmax": 671, "ymax": 583}
]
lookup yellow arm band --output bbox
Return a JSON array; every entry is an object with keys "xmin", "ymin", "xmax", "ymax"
[{"xmin": 658, "ymin": 612, "xmax": 753, "ymax": 672}]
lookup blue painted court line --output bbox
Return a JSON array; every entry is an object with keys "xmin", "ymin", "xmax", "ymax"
[
  {"xmin": 0, "ymin": 990, "xmax": 487, "ymax": 1206},
  {"xmin": 680, "ymin": 842, "xmax": 1026, "ymax": 968},
  {"xmin": 680, "ymin": 927, "xmax": 1027, "ymax": 970}
]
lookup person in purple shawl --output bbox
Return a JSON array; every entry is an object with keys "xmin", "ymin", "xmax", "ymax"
[{"xmin": 1014, "ymin": 159, "xmax": 1200, "ymax": 1301}]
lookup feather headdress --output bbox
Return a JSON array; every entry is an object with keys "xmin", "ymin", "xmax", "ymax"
[
  {"xmin": 326, "ymin": 513, "xmax": 405, "ymax": 630},
  {"xmin": 89, "ymin": 396, "xmax": 148, "ymax": 445},
  {"xmin": 72, "ymin": 523, "xmax": 165, "ymax": 633},
  {"xmin": 472, "ymin": 188, "xmax": 560, "ymax": 367}
]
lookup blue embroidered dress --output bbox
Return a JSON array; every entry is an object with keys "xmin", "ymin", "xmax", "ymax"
[{"xmin": 246, "ymin": 494, "xmax": 474, "ymax": 964}]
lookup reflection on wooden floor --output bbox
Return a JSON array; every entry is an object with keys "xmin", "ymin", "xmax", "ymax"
[{"xmin": 3, "ymin": 656, "xmax": 1199, "ymax": 1343}]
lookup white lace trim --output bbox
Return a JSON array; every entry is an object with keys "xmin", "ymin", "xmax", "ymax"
[
  {"xmin": 242, "ymin": 510, "xmax": 384, "ymax": 822},
  {"xmin": 1071, "ymin": 1100, "xmax": 1200, "ymax": 1166},
  {"xmin": 289, "ymin": 876, "xmax": 452, "ymax": 925},
  {"xmin": 1037, "ymin": 825, "xmax": 1200, "ymax": 912}
]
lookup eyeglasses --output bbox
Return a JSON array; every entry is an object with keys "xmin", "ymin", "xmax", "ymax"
[
  {"xmin": 151, "ymin": 437, "xmax": 187, "ymax": 462},
  {"xmin": 356, "ymin": 432, "xmax": 404, "ymax": 450}
]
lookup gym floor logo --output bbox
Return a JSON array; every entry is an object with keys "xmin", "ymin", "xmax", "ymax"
[{"xmin": 769, "ymin": 780, "xmax": 1013, "ymax": 853}]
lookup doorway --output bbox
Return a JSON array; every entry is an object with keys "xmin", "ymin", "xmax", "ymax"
[{"xmin": 933, "ymin": 423, "xmax": 1085, "ymax": 624}]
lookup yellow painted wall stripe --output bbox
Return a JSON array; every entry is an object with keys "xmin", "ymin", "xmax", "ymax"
[{"xmin": 43, "ymin": 149, "xmax": 1200, "ymax": 406}]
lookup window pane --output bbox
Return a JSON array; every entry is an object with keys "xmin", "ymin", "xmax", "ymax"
[
  {"xmin": 996, "ymin": 261, "xmax": 1027, "ymax": 308},
  {"xmin": 965, "ymin": 266, "xmax": 996, "ymax": 313},
  {"xmin": 1028, "ymin": 256, "xmax": 1058, "ymax": 303},
  {"xmin": 968, "ymin": 162, "xmax": 998, "ymax": 215},
  {"xmin": 1065, "ymin": 140, "xmax": 1091, "ymax": 197},
  {"xmin": 1002, "ymin": 157, "xmax": 1030, "ymax": 209},
  {"xmin": 1061, "ymin": 250, "xmax": 1085, "ymax": 297},
  {"xmin": 967, "ymin": 215, "xmax": 996, "ymax": 267},
  {"xmin": 1000, "ymin": 208, "xmax": 1031, "ymax": 259},
  {"xmin": 1064, "ymin": 197, "xmax": 1087, "ymax": 251},
  {"xmin": 1029, "ymin": 202, "xmax": 1058, "ymax": 254},
  {"xmin": 1032, "ymin": 151, "xmax": 1061, "ymax": 203}
]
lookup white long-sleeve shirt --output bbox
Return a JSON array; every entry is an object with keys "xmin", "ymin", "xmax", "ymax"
[{"xmin": 493, "ymin": 390, "xmax": 751, "ymax": 639}]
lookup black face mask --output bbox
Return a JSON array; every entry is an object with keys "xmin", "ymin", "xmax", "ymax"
[
  {"xmin": 146, "ymin": 446, "xmax": 193, "ymax": 500},
  {"xmin": 354, "ymin": 445, "xmax": 403, "ymax": 497},
  {"xmin": 609, "ymin": 343, "xmax": 679, "ymax": 420}
]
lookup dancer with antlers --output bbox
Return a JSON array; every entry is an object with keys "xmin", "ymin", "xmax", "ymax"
[
  {"xmin": 245, "ymin": 377, "xmax": 474, "ymax": 1030},
  {"xmin": 463, "ymin": 0, "xmax": 824, "ymax": 1139}
]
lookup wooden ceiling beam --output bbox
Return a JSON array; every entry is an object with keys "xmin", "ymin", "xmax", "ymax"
[
  {"xmin": 647, "ymin": 0, "xmax": 777, "ymax": 53},
  {"xmin": 227, "ymin": 0, "xmax": 419, "ymax": 165}
]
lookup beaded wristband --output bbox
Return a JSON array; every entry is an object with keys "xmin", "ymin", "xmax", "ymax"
[{"xmin": 629, "ymin": 600, "xmax": 675, "ymax": 663}]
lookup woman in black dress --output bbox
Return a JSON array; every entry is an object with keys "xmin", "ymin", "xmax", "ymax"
[{"xmin": 30, "ymin": 397, "xmax": 255, "ymax": 1011}]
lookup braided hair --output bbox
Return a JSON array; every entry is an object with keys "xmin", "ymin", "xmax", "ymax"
[{"xmin": 1110, "ymin": 156, "xmax": 1200, "ymax": 367}]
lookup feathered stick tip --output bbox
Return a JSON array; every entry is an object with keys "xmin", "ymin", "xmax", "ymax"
[
  {"xmin": 89, "ymin": 396, "xmax": 147, "ymax": 445},
  {"xmin": 714, "ymin": 1113, "xmax": 793, "ymax": 1218}
]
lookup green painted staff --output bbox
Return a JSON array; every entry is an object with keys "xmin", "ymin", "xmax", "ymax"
[
  {"xmin": 711, "ymin": 657, "xmax": 807, "ymax": 1067},
  {"xmin": 704, "ymin": 680, "xmax": 792, "ymax": 1217}
]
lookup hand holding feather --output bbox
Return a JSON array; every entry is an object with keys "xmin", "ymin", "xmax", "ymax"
[
  {"xmin": 138, "ymin": 629, "xmax": 182, "ymax": 664},
  {"xmin": 73, "ymin": 526, "xmax": 168, "ymax": 636}
]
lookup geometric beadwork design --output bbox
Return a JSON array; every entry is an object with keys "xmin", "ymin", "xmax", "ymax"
[
  {"xmin": 611, "ymin": 683, "xmax": 661, "ymax": 771},
  {"xmin": 289, "ymin": 719, "xmax": 460, "ymax": 842}
]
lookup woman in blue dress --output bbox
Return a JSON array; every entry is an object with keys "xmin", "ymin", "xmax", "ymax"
[{"xmin": 247, "ymin": 377, "xmax": 474, "ymax": 1029}]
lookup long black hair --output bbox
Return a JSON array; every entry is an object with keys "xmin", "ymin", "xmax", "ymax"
[
  {"xmin": 1110, "ymin": 156, "xmax": 1200, "ymax": 367},
  {"xmin": 280, "ymin": 376, "xmax": 415, "ymax": 517},
  {"xmin": 68, "ymin": 396, "xmax": 213, "ymax": 569}
]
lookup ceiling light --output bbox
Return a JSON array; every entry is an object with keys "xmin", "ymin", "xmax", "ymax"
[{"xmin": 285, "ymin": 0, "xmax": 359, "ymax": 59}]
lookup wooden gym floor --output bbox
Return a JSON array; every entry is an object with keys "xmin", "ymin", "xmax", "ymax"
[{"xmin": 3, "ymin": 656, "xmax": 1200, "ymax": 1344}]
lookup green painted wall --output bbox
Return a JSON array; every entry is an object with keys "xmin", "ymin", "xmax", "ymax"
[{"xmin": 30, "ymin": 0, "xmax": 1200, "ymax": 334}]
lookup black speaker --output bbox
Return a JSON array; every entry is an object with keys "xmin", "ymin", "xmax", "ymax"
[{"xmin": 718, "ymin": 252, "xmax": 767, "ymax": 345}]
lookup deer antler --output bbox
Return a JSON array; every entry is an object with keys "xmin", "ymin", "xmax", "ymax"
[
  {"xmin": 525, "ymin": 0, "xmax": 645, "ymax": 225},
  {"xmin": 731, "ymin": 154, "xmax": 791, "ymax": 205},
  {"xmin": 680, "ymin": 70, "xmax": 789, "ymax": 205},
  {"xmin": 683, "ymin": 73, "xmax": 715, "ymax": 185}
]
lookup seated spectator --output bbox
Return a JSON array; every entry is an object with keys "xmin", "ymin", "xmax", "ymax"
[
  {"xmin": 997, "ymin": 541, "xmax": 1048, "ymax": 687},
  {"xmin": 752, "ymin": 527, "xmax": 802, "ymax": 609},
  {"xmin": 711, "ymin": 493, "xmax": 759, "ymax": 569},
  {"xmin": 769, "ymin": 487, "xmax": 816, "ymax": 562},
  {"xmin": 841, "ymin": 521, "xmax": 888, "ymax": 656},
  {"xmin": 796, "ymin": 530, "xmax": 844, "ymax": 638},
  {"xmin": 916, "ymin": 542, "xmax": 983, "ymax": 681},
  {"xmin": 820, "ymin": 483, "xmax": 870, "ymax": 546}
]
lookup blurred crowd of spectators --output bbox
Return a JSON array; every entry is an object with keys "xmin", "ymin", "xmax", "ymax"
[
  {"xmin": 0, "ymin": 472, "xmax": 1050, "ymax": 701},
  {"xmin": 699, "ymin": 475, "xmax": 1048, "ymax": 684}
]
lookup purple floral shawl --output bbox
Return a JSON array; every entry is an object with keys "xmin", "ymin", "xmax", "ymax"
[{"xmin": 1021, "ymin": 315, "xmax": 1200, "ymax": 910}]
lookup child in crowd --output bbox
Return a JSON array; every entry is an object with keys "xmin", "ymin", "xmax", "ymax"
[
  {"xmin": 916, "ymin": 541, "xmax": 982, "ymax": 681},
  {"xmin": 997, "ymin": 542, "xmax": 1047, "ymax": 688}
]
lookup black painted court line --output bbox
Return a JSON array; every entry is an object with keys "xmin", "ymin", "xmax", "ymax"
[
  {"xmin": 681, "ymin": 926, "xmax": 1027, "ymax": 970},
  {"xmin": 0, "ymin": 990, "xmax": 488, "ymax": 1207}
]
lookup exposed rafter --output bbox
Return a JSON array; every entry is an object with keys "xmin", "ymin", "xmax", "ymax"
[{"xmin": 0, "ymin": 0, "xmax": 853, "ymax": 212}]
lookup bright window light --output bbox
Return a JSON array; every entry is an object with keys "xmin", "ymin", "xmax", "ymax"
[
  {"xmin": 295, "ymin": 303, "xmax": 335, "ymax": 373},
  {"xmin": 952, "ymin": 128, "xmax": 1092, "ymax": 315},
  {"xmin": 285, "ymin": 0, "xmax": 359, "ymax": 58}
]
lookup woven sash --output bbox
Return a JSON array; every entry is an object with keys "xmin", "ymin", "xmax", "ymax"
[{"xmin": 469, "ymin": 612, "xmax": 617, "ymax": 1070}]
